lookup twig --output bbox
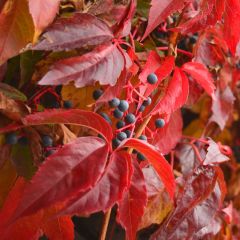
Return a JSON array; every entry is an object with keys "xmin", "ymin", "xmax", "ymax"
[{"xmin": 99, "ymin": 208, "xmax": 112, "ymax": 240}]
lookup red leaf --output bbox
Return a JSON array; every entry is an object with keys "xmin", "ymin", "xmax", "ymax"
[
  {"xmin": 32, "ymin": 13, "xmax": 114, "ymax": 51},
  {"xmin": 139, "ymin": 55, "xmax": 175, "ymax": 100},
  {"xmin": 142, "ymin": 0, "xmax": 190, "ymax": 40},
  {"xmin": 223, "ymin": 0, "xmax": 240, "ymax": 54},
  {"xmin": 120, "ymin": 138, "xmax": 175, "ymax": 199},
  {"xmin": 151, "ymin": 67, "xmax": 189, "ymax": 115},
  {"xmin": 29, "ymin": 0, "xmax": 60, "ymax": 38},
  {"xmin": 176, "ymin": 0, "xmax": 224, "ymax": 34},
  {"xmin": 12, "ymin": 137, "xmax": 109, "ymax": 220},
  {"xmin": 204, "ymin": 139, "xmax": 229, "ymax": 165},
  {"xmin": 151, "ymin": 110, "xmax": 183, "ymax": 154},
  {"xmin": 117, "ymin": 158, "xmax": 147, "ymax": 240},
  {"xmin": 150, "ymin": 165, "xmax": 219, "ymax": 240},
  {"xmin": 209, "ymin": 86, "xmax": 235, "ymax": 130},
  {"xmin": 38, "ymin": 43, "xmax": 130, "ymax": 87},
  {"xmin": 0, "ymin": 0, "xmax": 34, "ymax": 63},
  {"xmin": 22, "ymin": 109, "xmax": 113, "ymax": 144},
  {"xmin": 57, "ymin": 151, "xmax": 130, "ymax": 216},
  {"xmin": 139, "ymin": 51, "xmax": 162, "ymax": 83},
  {"xmin": 0, "ymin": 179, "xmax": 75, "ymax": 240},
  {"xmin": 113, "ymin": 0, "xmax": 136, "ymax": 37},
  {"xmin": 182, "ymin": 62, "xmax": 215, "ymax": 98},
  {"xmin": 42, "ymin": 214, "xmax": 74, "ymax": 240}
]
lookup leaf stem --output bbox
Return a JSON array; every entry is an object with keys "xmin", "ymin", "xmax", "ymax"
[{"xmin": 99, "ymin": 208, "xmax": 112, "ymax": 240}]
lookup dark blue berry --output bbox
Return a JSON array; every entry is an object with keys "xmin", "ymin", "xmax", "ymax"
[
  {"xmin": 45, "ymin": 149, "xmax": 56, "ymax": 157},
  {"xmin": 113, "ymin": 108, "xmax": 124, "ymax": 119},
  {"xmin": 125, "ymin": 130, "xmax": 132, "ymax": 138},
  {"xmin": 155, "ymin": 118, "xmax": 165, "ymax": 128},
  {"xmin": 137, "ymin": 152, "xmax": 146, "ymax": 161},
  {"xmin": 42, "ymin": 135, "xmax": 53, "ymax": 147},
  {"xmin": 117, "ymin": 132, "xmax": 127, "ymax": 141},
  {"xmin": 99, "ymin": 112, "xmax": 112, "ymax": 124},
  {"xmin": 147, "ymin": 73, "xmax": 158, "ymax": 84},
  {"xmin": 93, "ymin": 89, "xmax": 103, "ymax": 100},
  {"xmin": 139, "ymin": 135, "xmax": 147, "ymax": 141},
  {"xmin": 51, "ymin": 101, "xmax": 60, "ymax": 109},
  {"xmin": 125, "ymin": 113, "xmax": 136, "ymax": 124},
  {"xmin": 18, "ymin": 136, "xmax": 29, "ymax": 145},
  {"xmin": 55, "ymin": 85, "xmax": 62, "ymax": 95},
  {"xmin": 109, "ymin": 98, "xmax": 120, "ymax": 108},
  {"xmin": 112, "ymin": 138, "xmax": 121, "ymax": 148},
  {"xmin": 63, "ymin": 100, "xmax": 73, "ymax": 109},
  {"xmin": 5, "ymin": 132, "xmax": 18, "ymax": 145},
  {"xmin": 116, "ymin": 120, "xmax": 125, "ymax": 129},
  {"xmin": 139, "ymin": 105, "xmax": 145, "ymax": 112},
  {"xmin": 118, "ymin": 100, "xmax": 129, "ymax": 112},
  {"xmin": 143, "ymin": 97, "xmax": 152, "ymax": 106}
]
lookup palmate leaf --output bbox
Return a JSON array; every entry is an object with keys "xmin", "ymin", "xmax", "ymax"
[
  {"xmin": 142, "ymin": 0, "xmax": 191, "ymax": 40},
  {"xmin": 0, "ymin": 0, "xmax": 34, "ymax": 63},
  {"xmin": 28, "ymin": 0, "xmax": 60, "ymax": 40},
  {"xmin": 0, "ymin": 178, "xmax": 74, "ymax": 240},
  {"xmin": 0, "ymin": 109, "xmax": 113, "ymax": 144},
  {"xmin": 117, "ymin": 158, "xmax": 147, "ymax": 240},
  {"xmin": 57, "ymin": 151, "xmax": 131, "ymax": 216},
  {"xmin": 11, "ymin": 137, "xmax": 109, "ymax": 220},
  {"xmin": 182, "ymin": 62, "xmax": 216, "ymax": 99},
  {"xmin": 32, "ymin": 13, "xmax": 114, "ymax": 51},
  {"xmin": 38, "ymin": 43, "xmax": 130, "ymax": 87},
  {"xmin": 150, "ymin": 165, "xmax": 220, "ymax": 240},
  {"xmin": 120, "ymin": 139, "xmax": 176, "ymax": 199},
  {"xmin": 151, "ymin": 67, "xmax": 189, "ymax": 115}
]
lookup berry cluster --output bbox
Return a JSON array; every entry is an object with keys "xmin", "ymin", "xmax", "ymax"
[{"xmin": 92, "ymin": 73, "xmax": 166, "ymax": 162}]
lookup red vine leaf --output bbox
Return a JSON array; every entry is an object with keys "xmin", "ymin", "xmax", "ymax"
[
  {"xmin": 57, "ymin": 151, "xmax": 130, "ymax": 216},
  {"xmin": 32, "ymin": 13, "xmax": 113, "ymax": 51},
  {"xmin": 29, "ymin": 0, "xmax": 60, "ymax": 40},
  {"xmin": 176, "ymin": 0, "xmax": 224, "ymax": 34},
  {"xmin": 22, "ymin": 109, "xmax": 113, "ymax": 144},
  {"xmin": 117, "ymin": 158, "xmax": 147, "ymax": 240},
  {"xmin": 11, "ymin": 137, "xmax": 109, "ymax": 220},
  {"xmin": 142, "ymin": 0, "xmax": 191, "ymax": 40},
  {"xmin": 151, "ymin": 110, "xmax": 183, "ymax": 154},
  {"xmin": 223, "ymin": 0, "xmax": 240, "ymax": 55},
  {"xmin": 150, "ymin": 165, "xmax": 219, "ymax": 240},
  {"xmin": 0, "ymin": 0, "xmax": 34, "ymax": 63},
  {"xmin": 38, "ymin": 43, "xmax": 130, "ymax": 87},
  {"xmin": 151, "ymin": 67, "xmax": 189, "ymax": 115},
  {"xmin": 209, "ymin": 86, "xmax": 235, "ymax": 130},
  {"xmin": 204, "ymin": 139, "xmax": 229, "ymax": 165},
  {"xmin": 182, "ymin": 62, "xmax": 216, "ymax": 99},
  {"xmin": 120, "ymin": 138, "xmax": 175, "ymax": 199}
]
